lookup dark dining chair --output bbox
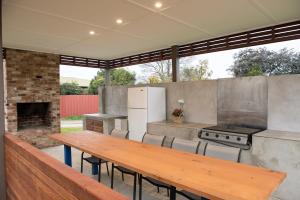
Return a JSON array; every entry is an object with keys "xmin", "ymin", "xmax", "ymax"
[
  {"xmin": 177, "ymin": 142, "xmax": 241, "ymax": 200},
  {"xmin": 111, "ymin": 133, "xmax": 165, "ymax": 200},
  {"xmin": 81, "ymin": 129, "xmax": 129, "ymax": 182},
  {"xmin": 138, "ymin": 134, "xmax": 170, "ymax": 200}
]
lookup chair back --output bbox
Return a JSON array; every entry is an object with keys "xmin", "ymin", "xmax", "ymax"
[
  {"xmin": 197, "ymin": 141, "xmax": 207, "ymax": 155},
  {"xmin": 110, "ymin": 129, "xmax": 129, "ymax": 139},
  {"xmin": 171, "ymin": 138, "xmax": 200, "ymax": 153},
  {"xmin": 204, "ymin": 143, "xmax": 241, "ymax": 162},
  {"xmin": 142, "ymin": 133, "xmax": 165, "ymax": 146}
]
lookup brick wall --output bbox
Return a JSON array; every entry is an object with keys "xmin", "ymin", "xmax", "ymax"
[
  {"xmin": 5, "ymin": 48, "xmax": 60, "ymax": 148},
  {"xmin": 85, "ymin": 118, "xmax": 103, "ymax": 133}
]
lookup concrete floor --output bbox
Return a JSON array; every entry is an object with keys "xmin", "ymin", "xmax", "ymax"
[{"xmin": 43, "ymin": 145, "xmax": 186, "ymax": 200}]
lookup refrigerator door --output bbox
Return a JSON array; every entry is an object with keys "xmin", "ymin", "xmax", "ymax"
[
  {"xmin": 128, "ymin": 87, "xmax": 148, "ymax": 109},
  {"xmin": 128, "ymin": 108, "xmax": 147, "ymax": 141}
]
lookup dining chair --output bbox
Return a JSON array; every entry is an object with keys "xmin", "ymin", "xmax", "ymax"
[
  {"xmin": 138, "ymin": 133, "xmax": 167, "ymax": 200},
  {"xmin": 178, "ymin": 143, "xmax": 241, "ymax": 200},
  {"xmin": 81, "ymin": 129, "xmax": 128, "ymax": 182}
]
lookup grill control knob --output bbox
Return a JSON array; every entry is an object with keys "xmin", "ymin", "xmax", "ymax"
[
  {"xmin": 215, "ymin": 134, "xmax": 219, "ymax": 138},
  {"xmin": 237, "ymin": 137, "xmax": 241, "ymax": 141},
  {"xmin": 205, "ymin": 132, "xmax": 209, "ymax": 136},
  {"xmin": 226, "ymin": 135, "xmax": 230, "ymax": 140}
]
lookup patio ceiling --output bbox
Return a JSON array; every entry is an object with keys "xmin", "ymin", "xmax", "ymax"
[{"xmin": 3, "ymin": 0, "xmax": 300, "ymax": 60}]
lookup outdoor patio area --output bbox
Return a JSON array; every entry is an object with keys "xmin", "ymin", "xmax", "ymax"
[{"xmin": 1, "ymin": 1, "xmax": 300, "ymax": 200}]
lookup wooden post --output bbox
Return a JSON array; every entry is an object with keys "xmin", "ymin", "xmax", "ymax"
[
  {"xmin": 0, "ymin": 0, "xmax": 7, "ymax": 198},
  {"xmin": 171, "ymin": 45, "xmax": 179, "ymax": 82}
]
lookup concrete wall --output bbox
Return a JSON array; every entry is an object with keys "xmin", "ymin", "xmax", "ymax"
[
  {"xmin": 268, "ymin": 75, "xmax": 300, "ymax": 132},
  {"xmin": 252, "ymin": 131, "xmax": 300, "ymax": 200},
  {"xmin": 102, "ymin": 74, "xmax": 300, "ymax": 132},
  {"xmin": 103, "ymin": 80, "xmax": 218, "ymax": 125}
]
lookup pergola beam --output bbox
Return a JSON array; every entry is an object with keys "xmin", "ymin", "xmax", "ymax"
[
  {"xmin": 171, "ymin": 45, "xmax": 179, "ymax": 82},
  {"xmin": 0, "ymin": 0, "xmax": 7, "ymax": 199}
]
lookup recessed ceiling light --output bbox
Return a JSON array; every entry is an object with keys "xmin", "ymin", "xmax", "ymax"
[
  {"xmin": 89, "ymin": 30, "xmax": 95, "ymax": 35},
  {"xmin": 154, "ymin": 2, "xmax": 163, "ymax": 8},
  {"xmin": 116, "ymin": 19, "xmax": 123, "ymax": 24}
]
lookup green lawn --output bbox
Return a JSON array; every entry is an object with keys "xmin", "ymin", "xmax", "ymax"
[
  {"xmin": 62, "ymin": 115, "xmax": 83, "ymax": 120},
  {"xmin": 61, "ymin": 127, "xmax": 83, "ymax": 133}
]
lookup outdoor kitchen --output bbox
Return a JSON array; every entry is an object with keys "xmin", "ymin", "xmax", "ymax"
[
  {"xmin": 96, "ymin": 74, "xmax": 300, "ymax": 199},
  {"xmin": 1, "ymin": 1, "xmax": 300, "ymax": 200}
]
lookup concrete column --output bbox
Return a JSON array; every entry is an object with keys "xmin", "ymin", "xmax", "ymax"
[
  {"xmin": 0, "ymin": 0, "xmax": 7, "ymax": 198},
  {"xmin": 104, "ymin": 68, "xmax": 111, "ymax": 86},
  {"xmin": 98, "ymin": 86, "xmax": 105, "ymax": 114}
]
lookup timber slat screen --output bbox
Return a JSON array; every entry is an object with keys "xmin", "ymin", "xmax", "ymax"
[
  {"xmin": 108, "ymin": 48, "xmax": 172, "ymax": 68},
  {"xmin": 177, "ymin": 21, "xmax": 300, "ymax": 57},
  {"xmin": 4, "ymin": 134, "xmax": 128, "ymax": 200},
  {"xmin": 60, "ymin": 55, "xmax": 107, "ymax": 68}
]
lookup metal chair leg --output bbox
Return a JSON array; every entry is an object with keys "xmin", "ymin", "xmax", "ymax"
[
  {"xmin": 98, "ymin": 159, "xmax": 101, "ymax": 182},
  {"xmin": 106, "ymin": 162, "xmax": 110, "ymax": 176},
  {"xmin": 133, "ymin": 173, "xmax": 137, "ymax": 200},
  {"xmin": 122, "ymin": 172, "xmax": 125, "ymax": 181},
  {"xmin": 111, "ymin": 163, "xmax": 114, "ymax": 189},
  {"xmin": 157, "ymin": 186, "xmax": 160, "ymax": 193},
  {"xmin": 139, "ymin": 174, "xmax": 142, "ymax": 200},
  {"xmin": 80, "ymin": 152, "xmax": 84, "ymax": 173}
]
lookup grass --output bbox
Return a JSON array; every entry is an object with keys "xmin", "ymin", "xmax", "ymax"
[
  {"xmin": 61, "ymin": 127, "xmax": 83, "ymax": 133},
  {"xmin": 62, "ymin": 115, "xmax": 83, "ymax": 120}
]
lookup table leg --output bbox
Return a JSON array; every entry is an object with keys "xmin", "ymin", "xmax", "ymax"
[
  {"xmin": 92, "ymin": 164, "xmax": 98, "ymax": 175},
  {"xmin": 170, "ymin": 186, "xmax": 176, "ymax": 200},
  {"xmin": 64, "ymin": 145, "xmax": 72, "ymax": 167}
]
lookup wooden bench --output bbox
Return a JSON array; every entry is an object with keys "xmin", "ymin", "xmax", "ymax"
[{"xmin": 4, "ymin": 133, "xmax": 128, "ymax": 200}]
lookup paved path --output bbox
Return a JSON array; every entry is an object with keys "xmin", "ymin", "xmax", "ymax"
[{"xmin": 61, "ymin": 120, "xmax": 83, "ymax": 128}]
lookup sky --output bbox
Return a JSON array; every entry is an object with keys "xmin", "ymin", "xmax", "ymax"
[{"xmin": 60, "ymin": 39, "xmax": 300, "ymax": 81}]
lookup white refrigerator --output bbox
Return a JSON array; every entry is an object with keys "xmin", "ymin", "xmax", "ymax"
[{"xmin": 128, "ymin": 87, "xmax": 166, "ymax": 141}]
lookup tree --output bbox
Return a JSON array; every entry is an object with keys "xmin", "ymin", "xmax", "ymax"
[
  {"xmin": 141, "ymin": 60, "xmax": 172, "ymax": 83},
  {"xmin": 180, "ymin": 60, "xmax": 213, "ymax": 81},
  {"xmin": 148, "ymin": 76, "xmax": 160, "ymax": 84},
  {"xmin": 60, "ymin": 82, "xmax": 83, "ymax": 95},
  {"xmin": 141, "ymin": 57, "xmax": 194, "ymax": 83},
  {"xmin": 228, "ymin": 48, "xmax": 300, "ymax": 77},
  {"xmin": 88, "ymin": 69, "xmax": 136, "ymax": 94},
  {"xmin": 88, "ymin": 70, "xmax": 105, "ymax": 94}
]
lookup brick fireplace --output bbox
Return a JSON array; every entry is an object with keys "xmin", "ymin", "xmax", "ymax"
[{"xmin": 4, "ymin": 48, "xmax": 60, "ymax": 148}]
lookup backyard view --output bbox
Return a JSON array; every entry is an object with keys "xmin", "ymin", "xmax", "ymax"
[{"xmin": 1, "ymin": 1, "xmax": 300, "ymax": 200}]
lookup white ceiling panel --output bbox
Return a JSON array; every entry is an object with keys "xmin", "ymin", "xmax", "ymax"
[
  {"xmin": 3, "ymin": 4, "xmax": 104, "ymax": 40},
  {"xmin": 2, "ymin": 0, "xmax": 300, "ymax": 59},
  {"xmin": 251, "ymin": 0, "xmax": 300, "ymax": 22},
  {"xmin": 61, "ymin": 30, "xmax": 155, "ymax": 59},
  {"xmin": 162, "ymin": 0, "xmax": 274, "ymax": 37},
  {"xmin": 5, "ymin": 0, "xmax": 152, "ymax": 29},
  {"xmin": 116, "ymin": 13, "xmax": 209, "ymax": 46},
  {"xmin": 3, "ymin": 27, "xmax": 77, "ymax": 53}
]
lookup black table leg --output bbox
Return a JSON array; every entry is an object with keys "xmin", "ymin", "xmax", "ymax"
[{"xmin": 170, "ymin": 186, "xmax": 176, "ymax": 200}]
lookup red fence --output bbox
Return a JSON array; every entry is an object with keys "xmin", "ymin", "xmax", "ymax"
[{"xmin": 60, "ymin": 95, "xmax": 99, "ymax": 118}]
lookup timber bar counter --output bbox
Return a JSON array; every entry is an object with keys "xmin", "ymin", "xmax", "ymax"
[{"xmin": 51, "ymin": 131, "xmax": 286, "ymax": 200}]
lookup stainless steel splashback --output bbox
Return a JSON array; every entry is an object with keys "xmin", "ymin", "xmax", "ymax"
[{"xmin": 217, "ymin": 76, "xmax": 268, "ymax": 129}]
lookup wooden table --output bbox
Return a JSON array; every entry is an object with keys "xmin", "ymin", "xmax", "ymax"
[{"xmin": 50, "ymin": 132, "xmax": 286, "ymax": 200}]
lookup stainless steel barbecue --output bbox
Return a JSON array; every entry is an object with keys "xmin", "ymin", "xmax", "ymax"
[{"xmin": 199, "ymin": 125, "xmax": 264, "ymax": 149}]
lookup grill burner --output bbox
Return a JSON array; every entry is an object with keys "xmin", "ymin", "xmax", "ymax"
[{"xmin": 200, "ymin": 125, "xmax": 264, "ymax": 149}]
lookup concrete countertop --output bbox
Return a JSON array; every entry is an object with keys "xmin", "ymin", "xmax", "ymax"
[
  {"xmin": 148, "ymin": 121, "xmax": 214, "ymax": 129},
  {"xmin": 254, "ymin": 129, "xmax": 300, "ymax": 142},
  {"xmin": 84, "ymin": 113, "xmax": 127, "ymax": 120}
]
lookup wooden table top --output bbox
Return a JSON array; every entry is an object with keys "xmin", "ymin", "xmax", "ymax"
[{"xmin": 50, "ymin": 131, "xmax": 286, "ymax": 200}]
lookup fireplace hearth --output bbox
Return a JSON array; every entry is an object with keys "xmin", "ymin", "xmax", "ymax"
[{"xmin": 17, "ymin": 103, "xmax": 51, "ymax": 130}]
